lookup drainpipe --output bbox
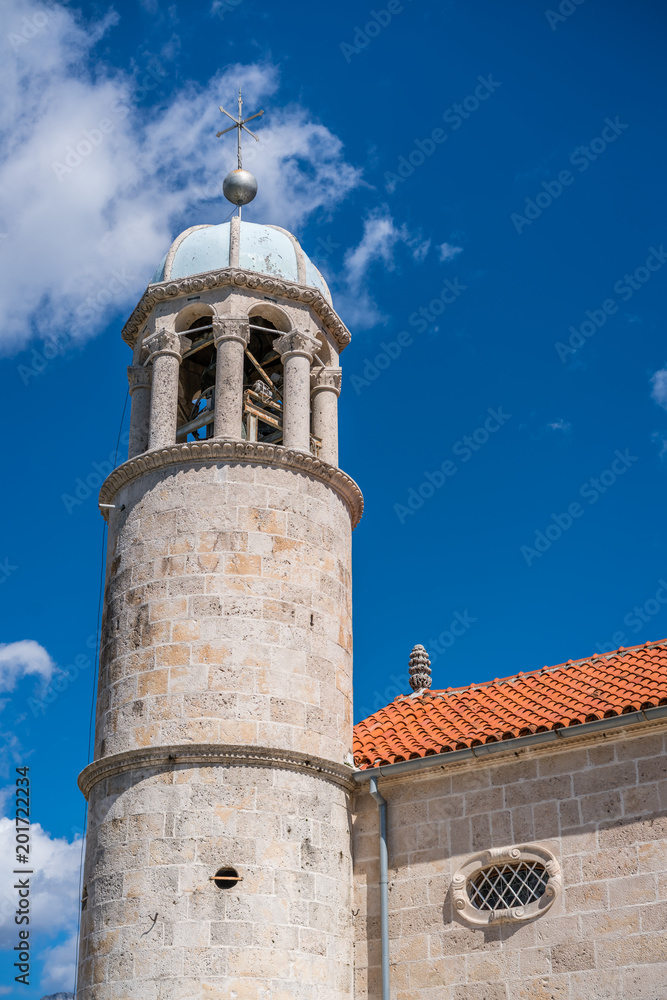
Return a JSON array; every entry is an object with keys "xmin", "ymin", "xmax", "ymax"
[{"xmin": 369, "ymin": 775, "xmax": 390, "ymax": 1000}]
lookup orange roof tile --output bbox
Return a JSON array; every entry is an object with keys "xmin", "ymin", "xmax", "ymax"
[{"xmin": 353, "ymin": 639, "xmax": 667, "ymax": 769}]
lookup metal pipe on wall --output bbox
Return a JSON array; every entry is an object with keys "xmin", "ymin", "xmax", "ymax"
[{"xmin": 369, "ymin": 776, "xmax": 390, "ymax": 1000}]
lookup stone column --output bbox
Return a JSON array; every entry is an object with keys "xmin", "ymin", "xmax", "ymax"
[
  {"xmin": 274, "ymin": 331, "xmax": 319, "ymax": 452},
  {"xmin": 145, "ymin": 330, "xmax": 182, "ymax": 450},
  {"xmin": 311, "ymin": 368, "xmax": 342, "ymax": 466},
  {"xmin": 212, "ymin": 316, "xmax": 250, "ymax": 440},
  {"xmin": 127, "ymin": 365, "xmax": 151, "ymax": 459}
]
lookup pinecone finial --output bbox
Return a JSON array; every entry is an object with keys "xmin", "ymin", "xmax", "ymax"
[{"xmin": 408, "ymin": 644, "xmax": 432, "ymax": 692}]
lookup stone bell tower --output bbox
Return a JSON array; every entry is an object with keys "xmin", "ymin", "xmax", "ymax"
[{"xmin": 75, "ymin": 152, "xmax": 362, "ymax": 995}]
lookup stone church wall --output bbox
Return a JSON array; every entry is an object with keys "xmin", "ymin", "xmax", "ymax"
[{"xmin": 352, "ymin": 724, "xmax": 667, "ymax": 1000}]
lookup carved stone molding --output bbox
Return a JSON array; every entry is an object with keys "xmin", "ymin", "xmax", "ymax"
[
  {"xmin": 311, "ymin": 368, "xmax": 342, "ymax": 397},
  {"xmin": 143, "ymin": 328, "xmax": 182, "ymax": 363},
  {"xmin": 451, "ymin": 844, "xmax": 561, "ymax": 927},
  {"xmin": 212, "ymin": 315, "xmax": 250, "ymax": 346},
  {"xmin": 78, "ymin": 743, "xmax": 356, "ymax": 799},
  {"xmin": 274, "ymin": 330, "xmax": 320, "ymax": 361},
  {"xmin": 98, "ymin": 438, "xmax": 364, "ymax": 527},
  {"xmin": 127, "ymin": 365, "xmax": 150, "ymax": 393},
  {"xmin": 121, "ymin": 267, "xmax": 352, "ymax": 352}
]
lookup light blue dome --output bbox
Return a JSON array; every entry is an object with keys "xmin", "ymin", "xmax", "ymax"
[{"xmin": 150, "ymin": 220, "xmax": 331, "ymax": 303}]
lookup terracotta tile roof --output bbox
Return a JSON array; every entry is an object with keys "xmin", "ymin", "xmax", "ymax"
[{"xmin": 353, "ymin": 639, "xmax": 667, "ymax": 770}]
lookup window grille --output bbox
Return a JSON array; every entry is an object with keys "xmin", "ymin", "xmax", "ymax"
[{"xmin": 467, "ymin": 861, "xmax": 549, "ymax": 912}]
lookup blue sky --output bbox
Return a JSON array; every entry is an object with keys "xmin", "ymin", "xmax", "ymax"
[{"xmin": 1, "ymin": 0, "xmax": 666, "ymax": 993}]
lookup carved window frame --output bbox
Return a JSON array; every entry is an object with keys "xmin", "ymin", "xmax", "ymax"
[{"xmin": 452, "ymin": 844, "xmax": 561, "ymax": 926}]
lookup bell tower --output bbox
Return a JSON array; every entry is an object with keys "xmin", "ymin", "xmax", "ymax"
[{"xmin": 76, "ymin": 119, "xmax": 362, "ymax": 999}]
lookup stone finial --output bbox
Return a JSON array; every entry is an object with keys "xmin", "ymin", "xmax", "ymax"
[{"xmin": 408, "ymin": 644, "xmax": 432, "ymax": 692}]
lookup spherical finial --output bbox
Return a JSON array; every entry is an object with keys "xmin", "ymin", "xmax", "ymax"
[
  {"xmin": 223, "ymin": 168, "xmax": 258, "ymax": 207},
  {"xmin": 408, "ymin": 644, "xmax": 432, "ymax": 692}
]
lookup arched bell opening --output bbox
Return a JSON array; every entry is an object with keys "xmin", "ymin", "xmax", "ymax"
[
  {"xmin": 243, "ymin": 315, "xmax": 284, "ymax": 444},
  {"xmin": 177, "ymin": 315, "xmax": 216, "ymax": 442}
]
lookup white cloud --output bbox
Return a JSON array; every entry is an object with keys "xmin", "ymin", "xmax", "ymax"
[
  {"xmin": 0, "ymin": 0, "xmax": 362, "ymax": 355},
  {"xmin": 0, "ymin": 640, "xmax": 54, "ymax": 693},
  {"xmin": 0, "ymin": 818, "xmax": 81, "ymax": 955},
  {"xmin": 547, "ymin": 419, "xmax": 571, "ymax": 433},
  {"xmin": 38, "ymin": 931, "xmax": 78, "ymax": 994},
  {"xmin": 337, "ymin": 209, "xmax": 428, "ymax": 327},
  {"xmin": 438, "ymin": 241, "xmax": 463, "ymax": 262},
  {"xmin": 650, "ymin": 368, "xmax": 667, "ymax": 410}
]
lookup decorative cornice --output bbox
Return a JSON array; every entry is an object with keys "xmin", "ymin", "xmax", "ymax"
[
  {"xmin": 78, "ymin": 743, "xmax": 356, "ymax": 798},
  {"xmin": 99, "ymin": 439, "xmax": 363, "ymax": 528},
  {"xmin": 122, "ymin": 267, "xmax": 351, "ymax": 352}
]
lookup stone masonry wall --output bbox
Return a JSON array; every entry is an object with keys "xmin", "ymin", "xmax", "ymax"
[
  {"xmin": 77, "ymin": 762, "xmax": 353, "ymax": 1000},
  {"xmin": 352, "ymin": 725, "xmax": 667, "ymax": 1000},
  {"xmin": 96, "ymin": 459, "xmax": 353, "ymax": 764}
]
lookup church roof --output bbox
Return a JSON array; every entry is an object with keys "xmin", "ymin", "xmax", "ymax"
[
  {"xmin": 150, "ymin": 220, "xmax": 332, "ymax": 302},
  {"xmin": 353, "ymin": 639, "xmax": 667, "ymax": 769}
]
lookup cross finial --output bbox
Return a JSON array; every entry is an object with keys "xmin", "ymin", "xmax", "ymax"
[{"xmin": 216, "ymin": 86, "xmax": 264, "ymax": 170}]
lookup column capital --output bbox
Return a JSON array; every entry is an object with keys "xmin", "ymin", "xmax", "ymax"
[
  {"xmin": 311, "ymin": 367, "xmax": 342, "ymax": 397},
  {"xmin": 127, "ymin": 365, "xmax": 151, "ymax": 394},
  {"xmin": 274, "ymin": 330, "xmax": 319, "ymax": 362},
  {"xmin": 144, "ymin": 328, "xmax": 182, "ymax": 364},
  {"xmin": 212, "ymin": 316, "xmax": 250, "ymax": 347}
]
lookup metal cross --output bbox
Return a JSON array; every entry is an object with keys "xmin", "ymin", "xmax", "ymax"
[{"xmin": 216, "ymin": 87, "xmax": 264, "ymax": 169}]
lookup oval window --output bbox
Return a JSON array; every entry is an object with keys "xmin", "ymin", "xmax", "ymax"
[{"xmin": 452, "ymin": 845, "xmax": 560, "ymax": 926}]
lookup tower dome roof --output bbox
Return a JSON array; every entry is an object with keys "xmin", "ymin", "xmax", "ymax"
[{"xmin": 150, "ymin": 220, "xmax": 331, "ymax": 304}]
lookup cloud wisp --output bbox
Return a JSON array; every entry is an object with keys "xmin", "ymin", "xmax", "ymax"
[
  {"xmin": 336, "ymin": 208, "xmax": 430, "ymax": 327},
  {"xmin": 0, "ymin": 640, "xmax": 54, "ymax": 694}
]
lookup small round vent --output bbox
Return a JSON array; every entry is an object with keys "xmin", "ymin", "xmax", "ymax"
[{"xmin": 212, "ymin": 867, "xmax": 241, "ymax": 890}]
